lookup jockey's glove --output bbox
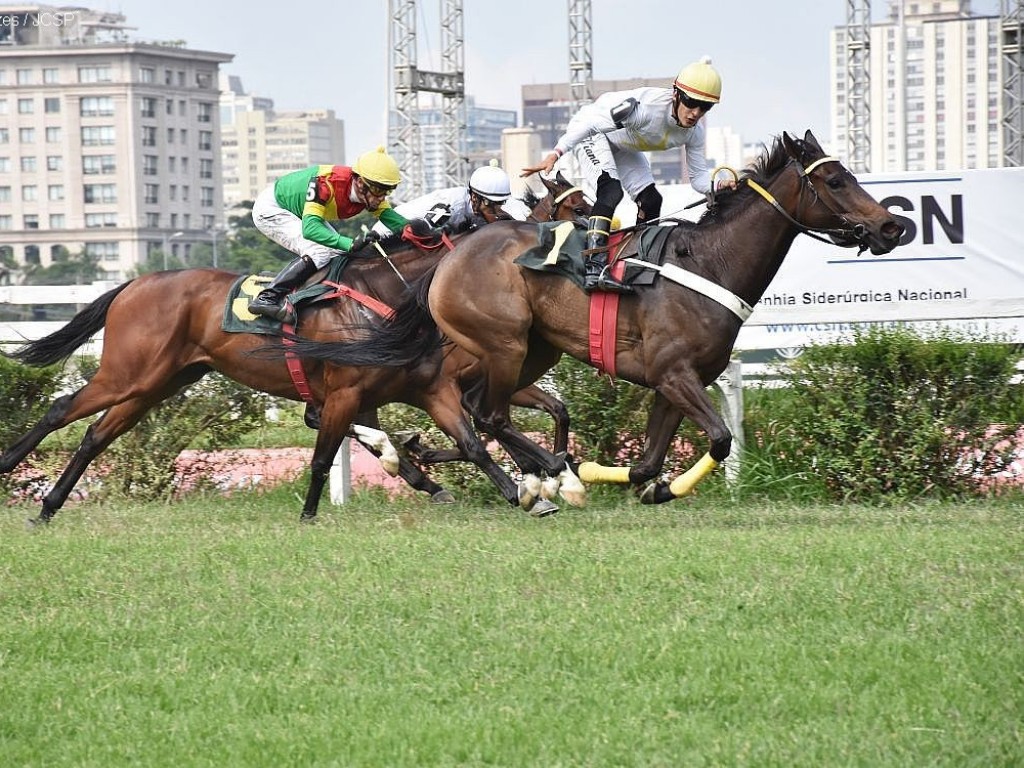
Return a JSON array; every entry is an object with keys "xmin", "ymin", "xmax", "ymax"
[{"xmin": 349, "ymin": 230, "xmax": 383, "ymax": 254}]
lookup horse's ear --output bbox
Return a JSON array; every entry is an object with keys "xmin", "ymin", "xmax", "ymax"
[
  {"xmin": 782, "ymin": 131, "xmax": 802, "ymax": 159},
  {"xmin": 554, "ymin": 170, "xmax": 572, "ymax": 188},
  {"xmin": 803, "ymin": 130, "xmax": 824, "ymax": 153}
]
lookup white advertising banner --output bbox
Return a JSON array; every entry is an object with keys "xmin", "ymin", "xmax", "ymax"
[{"xmin": 642, "ymin": 168, "xmax": 1024, "ymax": 351}]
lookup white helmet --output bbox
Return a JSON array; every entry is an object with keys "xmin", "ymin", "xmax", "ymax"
[{"xmin": 468, "ymin": 160, "xmax": 511, "ymax": 202}]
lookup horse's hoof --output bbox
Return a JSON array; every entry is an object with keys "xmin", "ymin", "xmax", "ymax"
[
  {"xmin": 557, "ymin": 467, "xmax": 587, "ymax": 507},
  {"xmin": 529, "ymin": 499, "xmax": 559, "ymax": 518},
  {"xmin": 379, "ymin": 449, "xmax": 401, "ymax": 477},
  {"xmin": 26, "ymin": 516, "xmax": 49, "ymax": 530},
  {"xmin": 299, "ymin": 513, "xmax": 317, "ymax": 524},
  {"xmin": 393, "ymin": 430, "xmax": 421, "ymax": 448},
  {"xmin": 518, "ymin": 476, "xmax": 541, "ymax": 511},
  {"xmin": 540, "ymin": 476, "xmax": 560, "ymax": 500},
  {"xmin": 430, "ymin": 490, "xmax": 456, "ymax": 504},
  {"xmin": 639, "ymin": 482, "xmax": 674, "ymax": 505}
]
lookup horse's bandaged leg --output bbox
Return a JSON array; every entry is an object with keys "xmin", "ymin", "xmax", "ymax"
[
  {"xmin": 557, "ymin": 466, "xmax": 587, "ymax": 507},
  {"xmin": 669, "ymin": 453, "xmax": 719, "ymax": 497},
  {"xmin": 578, "ymin": 462, "xmax": 631, "ymax": 484},
  {"xmin": 351, "ymin": 424, "xmax": 400, "ymax": 476}
]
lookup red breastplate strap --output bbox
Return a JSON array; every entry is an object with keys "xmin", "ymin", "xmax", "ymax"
[{"xmin": 587, "ymin": 232, "xmax": 629, "ymax": 378}]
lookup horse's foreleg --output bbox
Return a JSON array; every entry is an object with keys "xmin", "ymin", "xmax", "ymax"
[
  {"xmin": 302, "ymin": 392, "xmax": 360, "ymax": 522},
  {"xmin": 351, "ymin": 410, "xmax": 453, "ymax": 502}
]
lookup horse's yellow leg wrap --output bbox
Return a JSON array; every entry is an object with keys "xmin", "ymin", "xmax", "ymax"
[
  {"xmin": 668, "ymin": 453, "xmax": 719, "ymax": 497},
  {"xmin": 578, "ymin": 462, "xmax": 631, "ymax": 484}
]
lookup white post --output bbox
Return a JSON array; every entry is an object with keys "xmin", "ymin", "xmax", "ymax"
[
  {"xmin": 329, "ymin": 437, "xmax": 352, "ymax": 504},
  {"xmin": 713, "ymin": 358, "xmax": 744, "ymax": 484}
]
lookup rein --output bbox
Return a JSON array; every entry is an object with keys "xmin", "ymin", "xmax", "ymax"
[{"xmin": 746, "ymin": 157, "xmax": 868, "ymax": 249}]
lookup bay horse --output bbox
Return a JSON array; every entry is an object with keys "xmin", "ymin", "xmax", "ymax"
[
  {"xmin": 1, "ymin": 173, "xmax": 589, "ymax": 525},
  {"xmin": 283, "ymin": 131, "xmax": 905, "ymax": 502}
]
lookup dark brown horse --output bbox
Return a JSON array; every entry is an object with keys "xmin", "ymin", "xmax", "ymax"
[
  {"xmin": 1, "ymin": 174, "xmax": 589, "ymax": 525},
  {"xmin": 285, "ymin": 131, "xmax": 905, "ymax": 502}
]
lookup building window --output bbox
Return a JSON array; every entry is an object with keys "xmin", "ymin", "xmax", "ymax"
[
  {"xmin": 141, "ymin": 97, "xmax": 157, "ymax": 118},
  {"xmin": 200, "ymin": 158, "xmax": 214, "ymax": 179},
  {"xmin": 142, "ymin": 126, "xmax": 157, "ymax": 147},
  {"xmin": 48, "ymin": 185, "xmax": 64, "ymax": 201},
  {"xmin": 19, "ymin": 128, "xmax": 36, "ymax": 144},
  {"xmin": 169, "ymin": 185, "xmax": 177, "ymax": 201},
  {"xmin": 168, "ymin": 156, "xmax": 177, "ymax": 173},
  {"xmin": 78, "ymin": 66, "xmax": 112, "ymax": 83},
  {"xmin": 200, "ymin": 187, "xmax": 215, "ymax": 207},
  {"xmin": 42, "ymin": 68, "xmax": 59, "ymax": 84},
  {"xmin": 0, "ymin": 215, "xmax": 11, "ymax": 230},
  {"xmin": 22, "ymin": 185, "xmax": 38, "ymax": 201},
  {"xmin": 146, "ymin": 212, "xmax": 160, "ymax": 227},
  {"xmin": 81, "ymin": 126, "xmax": 115, "ymax": 146},
  {"xmin": 20, "ymin": 156, "xmax": 36, "ymax": 172},
  {"xmin": 16, "ymin": 68, "xmax": 33, "ymax": 85},
  {"xmin": 82, "ymin": 153, "xmax": 115, "ymax": 173},
  {"xmin": 83, "ymin": 184, "xmax": 117, "ymax": 204},
  {"xmin": 142, "ymin": 155, "xmax": 158, "ymax": 176},
  {"xmin": 0, "ymin": 129, "xmax": 7, "ymax": 144},
  {"xmin": 49, "ymin": 214, "xmax": 65, "ymax": 228},
  {"xmin": 24, "ymin": 216, "xmax": 39, "ymax": 231},
  {"xmin": 46, "ymin": 155, "xmax": 64, "ymax": 172},
  {"xmin": 84, "ymin": 242, "xmax": 120, "ymax": 261},
  {"xmin": 0, "ymin": 186, "xmax": 10, "ymax": 202},
  {"xmin": 44, "ymin": 97, "xmax": 60, "ymax": 114},
  {"xmin": 198, "ymin": 102, "xmax": 213, "ymax": 123},
  {"xmin": 139, "ymin": 67, "xmax": 155, "ymax": 83},
  {"xmin": 198, "ymin": 131, "xmax": 212, "ymax": 151},
  {"xmin": 0, "ymin": 157, "xmax": 8, "ymax": 172},
  {"xmin": 167, "ymin": 128, "xmax": 175, "ymax": 144},
  {"xmin": 45, "ymin": 127, "xmax": 61, "ymax": 143},
  {"xmin": 17, "ymin": 98, "xmax": 34, "ymax": 114},
  {"xmin": 80, "ymin": 96, "xmax": 115, "ymax": 117},
  {"xmin": 25, "ymin": 245, "xmax": 40, "ymax": 264},
  {"xmin": 144, "ymin": 184, "xmax": 159, "ymax": 204},
  {"xmin": 85, "ymin": 213, "xmax": 118, "ymax": 228}
]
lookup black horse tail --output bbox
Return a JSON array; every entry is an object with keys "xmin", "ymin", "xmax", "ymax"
[
  {"xmin": 286, "ymin": 266, "xmax": 443, "ymax": 368},
  {"xmin": 4, "ymin": 281, "xmax": 132, "ymax": 368}
]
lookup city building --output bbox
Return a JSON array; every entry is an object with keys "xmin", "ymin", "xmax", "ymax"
[
  {"xmin": 401, "ymin": 97, "xmax": 517, "ymax": 201},
  {"xmin": 0, "ymin": 4, "xmax": 232, "ymax": 281},
  {"xmin": 219, "ymin": 75, "xmax": 345, "ymax": 208},
  {"xmin": 831, "ymin": 0, "xmax": 1004, "ymax": 171}
]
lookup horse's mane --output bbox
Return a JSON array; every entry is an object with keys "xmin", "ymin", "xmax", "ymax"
[
  {"xmin": 519, "ymin": 187, "xmax": 542, "ymax": 210},
  {"xmin": 697, "ymin": 135, "xmax": 790, "ymax": 223}
]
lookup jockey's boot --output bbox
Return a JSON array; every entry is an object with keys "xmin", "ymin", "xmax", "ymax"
[
  {"xmin": 583, "ymin": 215, "xmax": 632, "ymax": 294},
  {"xmin": 247, "ymin": 255, "xmax": 317, "ymax": 324}
]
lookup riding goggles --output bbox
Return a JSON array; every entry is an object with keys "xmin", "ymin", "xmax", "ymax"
[
  {"xmin": 676, "ymin": 89, "xmax": 715, "ymax": 113},
  {"xmin": 361, "ymin": 178, "xmax": 396, "ymax": 197}
]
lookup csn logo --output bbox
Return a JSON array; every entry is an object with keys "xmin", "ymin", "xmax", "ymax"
[{"xmin": 0, "ymin": 12, "xmax": 78, "ymax": 28}]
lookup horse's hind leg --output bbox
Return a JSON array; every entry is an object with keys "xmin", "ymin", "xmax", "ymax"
[
  {"xmin": 352, "ymin": 410, "xmax": 454, "ymax": 503},
  {"xmin": 34, "ymin": 396, "xmax": 165, "ymax": 524},
  {"xmin": 0, "ymin": 392, "xmax": 79, "ymax": 474}
]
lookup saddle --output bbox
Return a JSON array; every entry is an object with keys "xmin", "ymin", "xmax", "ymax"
[{"xmin": 513, "ymin": 221, "xmax": 676, "ymax": 290}]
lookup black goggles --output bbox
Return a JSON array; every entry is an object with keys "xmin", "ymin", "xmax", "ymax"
[
  {"xmin": 677, "ymin": 89, "xmax": 715, "ymax": 113},
  {"xmin": 360, "ymin": 178, "xmax": 395, "ymax": 197}
]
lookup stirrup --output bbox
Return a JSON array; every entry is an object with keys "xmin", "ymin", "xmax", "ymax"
[{"xmin": 596, "ymin": 274, "xmax": 634, "ymax": 294}]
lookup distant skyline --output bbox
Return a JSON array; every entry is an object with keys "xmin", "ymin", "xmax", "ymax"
[{"xmin": 64, "ymin": 0, "xmax": 1003, "ymax": 158}]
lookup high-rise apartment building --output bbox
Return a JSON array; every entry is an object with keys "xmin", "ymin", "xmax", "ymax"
[
  {"xmin": 219, "ymin": 75, "xmax": 345, "ymax": 207},
  {"xmin": 0, "ymin": 5, "xmax": 232, "ymax": 281},
  {"xmin": 831, "ymin": 0, "xmax": 1003, "ymax": 171}
]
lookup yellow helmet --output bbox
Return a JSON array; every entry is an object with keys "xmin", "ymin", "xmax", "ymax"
[
  {"xmin": 352, "ymin": 146, "xmax": 401, "ymax": 188},
  {"xmin": 673, "ymin": 56, "xmax": 722, "ymax": 104}
]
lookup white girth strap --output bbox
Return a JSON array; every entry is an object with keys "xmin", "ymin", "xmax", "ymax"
[{"xmin": 622, "ymin": 258, "xmax": 753, "ymax": 321}]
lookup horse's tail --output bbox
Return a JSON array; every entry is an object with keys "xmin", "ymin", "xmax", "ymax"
[
  {"xmin": 4, "ymin": 281, "xmax": 132, "ymax": 367},
  {"xmin": 286, "ymin": 266, "xmax": 443, "ymax": 368}
]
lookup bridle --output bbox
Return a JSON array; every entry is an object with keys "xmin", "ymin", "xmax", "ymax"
[{"xmin": 746, "ymin": 156, "xmax": 870, "ymax": 251}]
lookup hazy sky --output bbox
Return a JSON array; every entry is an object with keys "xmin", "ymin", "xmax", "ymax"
[{"xmin": 75, "ymin": 0, "xmax": 1004, "ymax": 159}]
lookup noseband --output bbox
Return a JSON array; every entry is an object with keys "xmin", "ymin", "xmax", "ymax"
[{"xmin": 746, "ymin": 157, "xmax": 870, "ymax": 250}]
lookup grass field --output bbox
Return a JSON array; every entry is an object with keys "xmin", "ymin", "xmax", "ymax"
[{"xmin": 1, "ymin": 485, "xmax": 1022, "ymax": 767}]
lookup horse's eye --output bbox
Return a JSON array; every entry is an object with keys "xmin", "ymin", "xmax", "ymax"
[{"xmin": 826, "ymin": 176, "xmax": 844, "ymax": 190}]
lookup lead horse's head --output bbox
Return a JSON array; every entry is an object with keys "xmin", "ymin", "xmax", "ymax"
[{"xmin": 779, "ymin": 130, "xmax": 904, "ymax": 255}]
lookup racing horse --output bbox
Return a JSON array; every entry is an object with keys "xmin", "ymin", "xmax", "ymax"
[
  {"xmin": 283, "ymin": 131, "xmax": 905, "ymax": 502},
  {"xmin": 0, "ymin": 174, "xmax": 589, "ymax": 525}
]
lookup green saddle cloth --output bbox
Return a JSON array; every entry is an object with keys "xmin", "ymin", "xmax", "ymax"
[
  {"xmin": 513, "ymin": 221, "xmax": 589, "ymax": 288},
  {"xmin": 221, "ymin": 257, "xmax": 348, "ymax": 335}
]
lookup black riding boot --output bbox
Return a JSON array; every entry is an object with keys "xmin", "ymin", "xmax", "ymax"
[
  {"xmin": 248, "ymin": 255, "xmax": 317, "ymax": 324},
  {"xmin": 583, "ymin": 215, "xmax": 631, "ymax": 294}
]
